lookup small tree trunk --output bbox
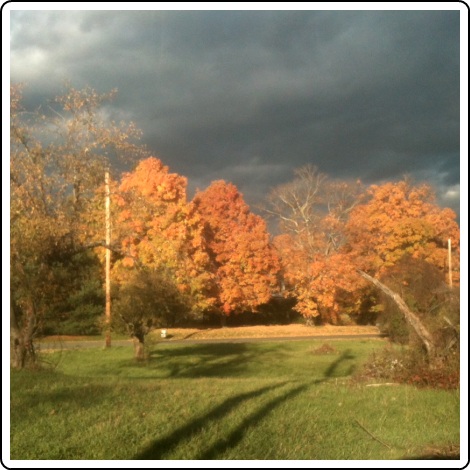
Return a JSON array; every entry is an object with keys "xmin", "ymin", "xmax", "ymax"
[
  {"xmin": 220, "ymin": 314, "xmax": 227, "ymax": 328},
  {"xmin": 358, "ymin": 270, "xmax": 436, "ymax": 360},
  {"xmin": 10, "ymin": 302, "xmax": 36, "ymax": 369},
  {"xmin": 11, "ymin": 304, "xmax": 24, "ymax": 368},
  {"xmin": 133, "ymin": 335, "xmax": 146, "ymax": 361}
]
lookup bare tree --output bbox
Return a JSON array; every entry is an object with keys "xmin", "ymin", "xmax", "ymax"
[{"xmin": 266, "ymin": 164, "xmax": 363, "ymax": 257}]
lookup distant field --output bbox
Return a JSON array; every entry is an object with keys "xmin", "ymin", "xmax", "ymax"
[
  {"xmin": 10, "ymin": 338, "xmax": 460, "ymax": 461},
  {"xmin": 149, "ymin": 324, "xmax": 381, "ymax": 341},
  {"xmin": 40, "ymin": 323, "xmax": 381, "ymax": 343}
]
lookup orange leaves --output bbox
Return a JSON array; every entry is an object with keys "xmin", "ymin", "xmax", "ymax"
[
  {"xmin": 119, "ymin": 157, "xmax": 187, "ymax": 203},
  {"xmin": 193, "ymin": 180, "xmax": 280, "ymax": 315},
  {"xmin": 113, "ymin": 157, "xmax": 213, "ymax": 313},
  {"xmin": 115, "ymin": 171, "xmax": 281, "ymax": 317},
  {"xmin": 270, "ymin": 174, "xmax": 460, "ymax": 323},
  {"xmin": 273, "ymin": 234, "xmax": 309, "ymax": 289},
  {"xmin": 291, "ymin": 252, "xmax": 365, "ymax": 323},
  {"xmin": 346, "ymin": 180, "xmax": 460, "ymax": 281}
]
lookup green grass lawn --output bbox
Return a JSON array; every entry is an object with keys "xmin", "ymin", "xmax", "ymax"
[{"xmin": 10, "ymin": 339, "xmax": 460, "ymax": 460}]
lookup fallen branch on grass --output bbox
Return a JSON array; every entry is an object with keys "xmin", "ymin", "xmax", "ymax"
[
  {"xmin": 354, "ymin": 418, "xmax": 392, "ymax": 449},
  {"xmin": 365, "ymin": 383, "xmax": 399, "ymax": 387}
]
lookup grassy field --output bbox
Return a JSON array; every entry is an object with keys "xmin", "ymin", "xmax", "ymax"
[
  {"xmin": 10, "ymin": 337, "xmax": 460, "ymax": 461},
  {"xmin": 39, "ymin": 323, "xmax": 381, "ymax": 343}
]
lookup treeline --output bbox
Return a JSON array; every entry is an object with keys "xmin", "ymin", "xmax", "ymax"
[{"xmin": 10, "ymin": 85, "xmax": 460, "ymax": 366}]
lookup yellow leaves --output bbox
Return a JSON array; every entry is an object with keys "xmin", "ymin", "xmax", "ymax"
[{"xmin": 295, "ymin": 295, "xmax": 319, "ymax": 318}]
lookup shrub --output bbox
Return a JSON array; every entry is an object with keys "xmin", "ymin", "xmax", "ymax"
[{"xmin": 357, "ymin": 340, "xmax": 460, "ymax": 390}]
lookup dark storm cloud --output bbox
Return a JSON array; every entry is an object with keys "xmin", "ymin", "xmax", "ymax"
[{"xmin": 9, "ymin": 8, "xmax": 461, "ymax": 215}]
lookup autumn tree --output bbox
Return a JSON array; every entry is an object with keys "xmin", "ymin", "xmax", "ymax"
[
  {"xmin": 193, "ymin": 181, "xmax": 280, "ymax": 324},
  {"xmin": 266, "ymin": 165, "xmax": 328, "ymax": 257},
  {"xmin": 345, "ymin": 179, "xmax": 460, "ymax": 282},
  {"xmin": 10, "ymin": 84, "xmax": 147, "ymax": 368},
  {"xmin": 267, "ymin": 165, "xmax": 364, "ymax": 323},
  {"xmin": 111, "ymin": 157, "xmax": 212, "ymax": 357},
  {"xmin": 267, "ymin": 165, "xmax": 363, "ymax": 258},
  {"xmin": 347, "ymin": 180, "xmax": 460, "ymax": 362},
  {"xmin": 268, "ymin": 167, "xmax": 459, "ymax": 328}
]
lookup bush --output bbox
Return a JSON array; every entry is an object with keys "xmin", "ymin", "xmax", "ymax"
[
  {"xmin": 112, "ymin": 267, "xmax": 191, "ymax": 338},
  {"xmin": 377, "ymin": 309, "xmax": 410, "ymax": 344},
  {"xmin": 357, "ymin": 340, "xmax": 460, "ymax": 390},
  {"xmin": 338, "ymin": 313, "xmax": 354, "ymax": 326},
  {"xmin": 357, "ymin": 345, "xmax": 407, "ymax": 382}
]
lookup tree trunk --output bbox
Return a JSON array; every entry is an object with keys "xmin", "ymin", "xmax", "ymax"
[
  {"xmin": 10, "ymin": 310, "xmax": 26, "ymax": 369},
  {"xmin": 133, "ymin": 335, "xmax": 146, "ymax": 361},
  {"xmin": 10, "ymin": 302, "xmax": 36, "ymax": 369},
  {"xmin": 357, "ymin": 270, "xmax": 436, "ymax": 359}
]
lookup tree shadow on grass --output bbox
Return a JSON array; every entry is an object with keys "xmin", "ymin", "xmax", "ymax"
[
  {"xmin": 323, "ymin": 349, "xmax": 356, "ymax": 378},
  {"xmin": 11, "ymin": 379, "xmax": 113, "ymax": 427},
  {"xmin": 15, "ymin": 381, "xmax": 112, "ymax": 407},
  {"xmin": 133, "ymin": 350, "xmax": 355, "ymax": 460},
  {"xmin": 93, "ymin": 343, "xmax": 358, "ymax": 382},
  {"xmin": 198, "ymin": 383, "xmax": 309, "ymax": 460},
  {"xmin": 133, "ymin": 382, "xmax": 287, "ymax": 459},
  {"xmin": 112, "ymin": 342, "xmax": 290, "ymax": 380}
]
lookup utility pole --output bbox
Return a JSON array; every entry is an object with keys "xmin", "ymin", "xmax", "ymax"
[
  {"xmin": 448, "ymin": 238, "xmax": 452, "ymax": 288},
  {"xmin": 105, "ymin": 170, "xmax": 112, "ymax": 347}
]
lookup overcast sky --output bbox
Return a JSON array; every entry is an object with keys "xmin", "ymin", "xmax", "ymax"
[{"xmin": 7, "ymin": 5, "xmax": 464, "ymax": 218}]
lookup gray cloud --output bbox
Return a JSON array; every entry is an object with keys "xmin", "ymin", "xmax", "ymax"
[{"xmin": 9, "ymin": 8, "xmax": 461, "ymax": 217}]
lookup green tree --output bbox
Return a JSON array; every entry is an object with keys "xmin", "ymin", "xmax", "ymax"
[
  {"xmin": 112, "ymin": 268, "xmax": 190, "ymax": 360},
  {"xmin": 41, "ymin": 251, "xmax": 104, "ymax": 336}
]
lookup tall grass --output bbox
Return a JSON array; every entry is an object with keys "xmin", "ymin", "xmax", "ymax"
[{"xmin": 10, "ymin": 339, "xmax": 460, "ymax": 460}]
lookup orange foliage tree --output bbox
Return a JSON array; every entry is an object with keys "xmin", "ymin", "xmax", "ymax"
[
  {"xmin": 269, "ymin": 171, "xmax": 459, "ymax": 325},
  {"xmin": 111, "ymin": 158, "xmax": 213, "ymax": 355},
  {"xmin": 345, "ymin": 179, "xmax": 460, "ymax": 284},
  {"xmin": 193, "ymin": 181, "xmax": 280, "ymax": 322},
  {"xmin": 273, "ymin": 234, "xmax": 364, "ymax": 324}
]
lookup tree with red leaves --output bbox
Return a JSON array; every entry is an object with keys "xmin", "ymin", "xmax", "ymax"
[{"xmin": 193, "ymin": 181, "xmax": 280, "ymax": 323}]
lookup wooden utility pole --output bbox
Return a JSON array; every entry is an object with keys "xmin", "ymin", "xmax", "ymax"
[
  {"xmin": 448, "ymin": 238, "xmax": 453, "ymax": 288},
  {"xmin": 105, "ymin": 170, "xmax": 111, "ymax": 348}
]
